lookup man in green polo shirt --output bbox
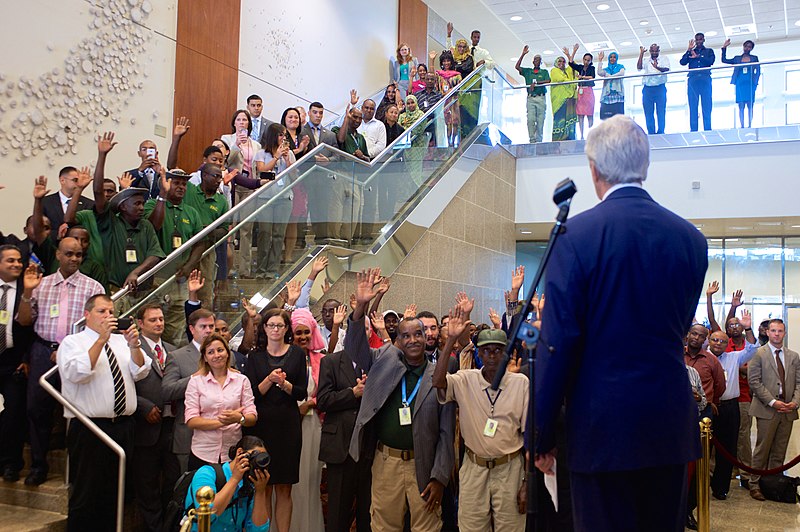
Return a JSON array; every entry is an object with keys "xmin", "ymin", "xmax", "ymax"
[
  {"xmin": 331, "ymin": 101, "xmax": 368, "ymax": 242},
  {"xmin": 144, "ymin": 169, "xmax": 204, "ymax": 345},
  {"xmin": 515, "ymin": 46, "xmax": 551, "ymax": 143}
]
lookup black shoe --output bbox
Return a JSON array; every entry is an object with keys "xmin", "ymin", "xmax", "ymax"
[
  {"xmin": 24, "ymin": 470, "xmax": 47, "ymax": 486},
  {"xmin": 2, "ymin": 467, "xmax": 19, "ymax": 482},
  {"xmin": 686, "ymin": 513, "xmax": 698, "ymax": 530},
  {"xmin": 740, "ymin": 479, "xmax": 749, "ymax": 488},
  {"xmin": 712, "ymin": 491, "xmax": 727, "ymax": 500}
]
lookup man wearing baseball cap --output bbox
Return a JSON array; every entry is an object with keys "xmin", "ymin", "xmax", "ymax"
[{"xmin": 433, "ymin": 305, "xmax": 529, "ymax": 531}]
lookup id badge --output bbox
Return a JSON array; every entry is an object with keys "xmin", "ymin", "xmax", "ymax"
[
  {"xmin": 483, "ymin": 418, "xmax": 498, "ymax": 438},
  {"xmin": 50, "ymin": 304, "xmax": 60, "ymax": 318},
  {"xmin": 742, "ymin": 67, "xmax": 748, "ymax": 75},
  {"xmin": 172, "ymin": 235, "xmax": 182, "ymax": 249},
  {"xmin": 398, "ymin": 406, "xmax": 412, "ymax": 426},
  {"xmin": 126, "ymin": 249, "xmax": 138, "ymax": 263},
  {"xmin": 578, "ymin": 87, "xmax": 584, "ymax": 95},
  {"xmin": 0, "ymin": 310, "xmax": 9, "ymax": 325}
]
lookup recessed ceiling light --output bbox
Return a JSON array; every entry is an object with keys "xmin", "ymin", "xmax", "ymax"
[
  {"xmin": 706, "ymin": 30, "xmax": 718, "ymax": 37},
  {"xmin": 729, "ymin": 226, "xmax": 752, "ymax": 230},
  {"xmin": 520, "ymin": 229, "xmax": 532, "ymax": 234},
  {"xmin": 510, "ymin": 15, "xmax": 523, "ymax": 21},
  {"xmin": 639, "ymin": 20, "xmax": 649, "ymax": 26},
  {"xmin": 596, "ymin": 3, "xmax": 610, "ymax": 11},
  {"xmin": 620, "ymin": 41, "xmax": 633, "ymax": 46},
  {"xmin": 675, "ymin": 26, "xmax": 681, "ymax": 31},
  {"xmin": 645, "ymin": 29, "xmax": 653, "ymax": 35},
  {"xmin": 543, "ymin": 50, "xmax": 554, "ymax": 55},
  {"xmin": 795, "ymin": 19, "xmax": 800, "ymax": 27}
]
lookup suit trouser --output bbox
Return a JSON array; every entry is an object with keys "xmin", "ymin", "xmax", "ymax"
[
  {"xmin": 326, "ymin": 456, "xmax": 372, "ymax": 532},
  {"xmin": 749, "ymin": 412, "xmax": 794, "ymax": 487},
  {"xmin": 458, "ymin": 453, "xmax": 525, "ymax": 532},
  {"xmin": 526, "ymin": 95, "xmax": 547, "ymax": 143},
  {"xmin": 687, "ymin": 76, "xmax": 712, "ymax": 132},
  {"xmin": 0, "ymin": 369, "xmax": 27, "ymax": 472},
  {"xmin": 133, "ymin": 418, "xmax": 180, "ymax": 532},
  {"xmin": 570, "ymin": 463, "xmax": 687, "ymax": 532},
  {"xmin": 67, "ymin": 415, "xmax": 134, "ymax": 532},
  {"xmin": 710, "ymin": 399, "xmax": 740, "ymax": 496},
  {"xmin": 642, "ymin": 84, "xmax": 667, "ymax": 134},
  {"xmin": 27, "ymin": 340, "xmax": 59, "ymax": 474},
  {"xmin": 737, "ymin": 401, "xmax": 753, "ymax": 483},
  {"xmin": 371, "ymin": 446, "xmax": 442, "ymax": 532}
]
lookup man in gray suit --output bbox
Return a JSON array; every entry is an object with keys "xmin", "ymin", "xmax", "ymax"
[
  {"xmin": 301, "ymin": 101, "xmax": 341, "ymax": 244},
  {"xmin": 162, "ymin": 307, "xmax": 215, "ymax": 472},
  {"xmin": 247, "ymin": 94, "xmax": 274, "ymax": 146},
  {"xmin": 747, "ymin": 318, "xmax": 800, "ymax": 501},
  {"xmin": 347, "ymin": 268, "xmax": 455, "ymax": 532},
  {"xmin": 133, "ymin": 303, "xmax": 179, "ymax": 532}
]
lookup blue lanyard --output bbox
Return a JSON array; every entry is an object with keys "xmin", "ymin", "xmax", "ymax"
[{"xmin": 401, "ymin": 373, "xmax": 423, "ymax": 408}]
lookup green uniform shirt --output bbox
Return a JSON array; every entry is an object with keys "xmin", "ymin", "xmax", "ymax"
[
  {"xmin": 74, "ymin": 209, "xmax": 103, "ymax": 265},
  {"xmin": 182, "ymin": 183, "xmax": 229, "ymax": 228},
  {"xmin": 519, "ymin": 66, "xmax": 550, "ymax": 96},
  {"xmin": 331, "ymin": 126, "xmax": 369, "ymax": 157},
  {"xmin": 95, "ymin": 209, "xmax": 166, "ymax": 287},
  {"xmin": 143, "ymin": 198, "xmax": 203, "ymax": 256},
  {"xmin": 374, "ymin": 358, "xmax": 428, "ymax": 451}
]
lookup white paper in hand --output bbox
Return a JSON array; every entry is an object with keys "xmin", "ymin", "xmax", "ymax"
[{"xmin": 544, "ymin": 458, "xmax": 558, "ymax": 512}]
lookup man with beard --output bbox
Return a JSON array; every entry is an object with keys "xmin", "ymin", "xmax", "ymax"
[{"xmin": 383, "ymin": 310, "xmax": 400, "ymax": 343}]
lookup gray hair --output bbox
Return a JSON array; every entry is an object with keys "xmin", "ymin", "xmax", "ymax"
[{"xmin": 585, "ymin": 115, "xmax": 650, "ymax": 185}]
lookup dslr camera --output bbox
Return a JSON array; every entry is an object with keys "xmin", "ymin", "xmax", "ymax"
[{"xmin": 238, "ymin": 450, "xmax": 270, "ymax": 496}]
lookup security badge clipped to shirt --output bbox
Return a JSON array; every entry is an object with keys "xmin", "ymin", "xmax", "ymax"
[
  {"xmin": 0, "ymin": 310, "xmax": 9, "ymax": 326},
  {"xmin": 399, "ymin": 374, "xmax": 423, "ymax": 426},
  {"xmin": 483, "ymin": 388, "xmax": 502, "ymax": 438},
  {"xmin": 49, "ymin": 304, "xmax": 60, "ymax": 318}
]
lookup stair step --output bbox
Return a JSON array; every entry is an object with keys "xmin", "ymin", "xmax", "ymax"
[
  {"xmin": 0, "ymin": 502, "xmax": 66, "ymax": 531},
  {"xmin": 0, "ymin": 475, "xmax": 68, "ymax": 515}
]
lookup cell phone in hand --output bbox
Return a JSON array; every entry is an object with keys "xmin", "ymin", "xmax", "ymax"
[
  {"xmin": 146, "ymin": 148, "xmax": 156, "ymax": 160},
  {"xmin": 260, "ymin": 171, "xmax": 276, "ymax": 181},
  {"xmin": 114, "ymin": 317, "xmax": 133, "ymax": 333}
]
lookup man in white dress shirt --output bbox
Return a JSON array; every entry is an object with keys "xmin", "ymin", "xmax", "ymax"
[{"xmin": 57, "ymin": 293, "xmax": 150, "ymax": 531}]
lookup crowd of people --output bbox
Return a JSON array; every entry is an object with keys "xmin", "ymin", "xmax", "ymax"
[{"xmin": 514, "ymin": 34, "xmax": 763, "ymax": 142}]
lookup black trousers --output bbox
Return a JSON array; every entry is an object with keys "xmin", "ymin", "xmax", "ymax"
[
  {"xmin": 710, "ymin": 399, "xmax": 740, "ymax": 496},
  {"xmin": 133, "ymin": 418, "xmax": 180, "ymax": 532},
  {"xmin": 67, "ymin": 416, "xmax": 134, "ymax": 532},
  {"xmin": 0, "ymin": 370, "xmax": 27, "ymax": 472},
  {"xmin": 27, "ymin": 340, "xmax": 59, "ymax": 474},
  {"xmin": 325, "ymin": 456, "xmax": 372, "ymax": 532},
  {"xmin": 570, "ymin": 463, "xmax": 688, "ymax": 532}
]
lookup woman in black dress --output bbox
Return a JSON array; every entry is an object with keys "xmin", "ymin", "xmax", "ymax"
[{"xmin": 245, "ymin": 308, "xmax": 307, "ymax": 532}]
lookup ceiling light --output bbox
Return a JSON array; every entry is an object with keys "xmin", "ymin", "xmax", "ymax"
[
  {"xmin": 596, "ymin": 3, "xmax": 610, "ymax": 11},
  {"xmin": 510, "ymin": 15, "xmax": 523, "ymax": 21},
  {"xmin": 675, "ymin": 26, "xmax": 681, "ymax": 31},
  {"xmin": 639, "ymin": 20, "xmax": 649, "ymax": 26},
  {"xmin": 543, "ymin": 50, "xmax": 554, "ymax": 55},
  {"xmin": 729, "ymin": 226, "xmax": 752, "ymax": 230},
  {"xmin": 620, "ymin": 41, "xmax": 633, "ymax": 46},
  {"xmin": 510, "ymin": 57, "xmax": 518, "ymax": 61},
  {"xmin": 705, "ymin": 30, "xmax": 718, "ymax": 37},
  {"xmin": 520, "ymin": 229, "xmax": 532, "ymax": 234}
]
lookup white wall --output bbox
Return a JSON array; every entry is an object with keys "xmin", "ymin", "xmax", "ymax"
[
  {"xmin": 515, "ymin": 140, "xmax": 800, "ymax": 224},
  {"xmin": 237, "ymin": 0, "xmax": 399, "ymax": 123},
  {"xmin": 0, "ymin": 0, "xmax": 178, "ymax": 234}
]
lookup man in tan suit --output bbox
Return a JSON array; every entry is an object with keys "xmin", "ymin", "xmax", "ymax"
[{"xmin": 747, "ymin": 318, "xmax": 800, "ymax": 500}]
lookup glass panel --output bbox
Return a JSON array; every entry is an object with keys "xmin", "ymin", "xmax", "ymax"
[
  {"xmin": 722, "ymin": 238, "xmax": 783, "ymax": 305},
  {"xmin": 784, "ymin": 238, "xmax": 800, "ymax": 305}
]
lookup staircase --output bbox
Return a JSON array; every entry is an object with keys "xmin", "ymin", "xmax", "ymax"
[{"xmin": 0, "ymin": 448, "xmax": 67, "ymax": 531}]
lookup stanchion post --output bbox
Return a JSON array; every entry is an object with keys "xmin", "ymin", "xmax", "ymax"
[
  {"xmin": 195, "ymin": 486, "xmax": 215, "ymax": 532},
  {"xmin": 697, "ymin": 417, "xmax": 712, "ymax": 532}
]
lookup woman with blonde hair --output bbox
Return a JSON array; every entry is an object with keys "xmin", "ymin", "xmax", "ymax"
[
  {"xmin": 390, "ymin": 43, "xmax": 418, "ymax": 99},
  {"xmin": 184, "ymin": 333, "xmax": 257, "ymax": 470}
]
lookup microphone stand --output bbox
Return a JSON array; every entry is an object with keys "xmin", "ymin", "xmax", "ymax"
[{"xmin": 491, "ymin": 178, "xmax": 576, "ymax": 532}]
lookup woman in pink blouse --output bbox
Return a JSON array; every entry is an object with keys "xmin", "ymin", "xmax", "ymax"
[{"xmin": 185, "ymin": 334, "xmax": 257, "ymax": 469}]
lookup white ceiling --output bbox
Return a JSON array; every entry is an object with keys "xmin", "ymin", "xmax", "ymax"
[{"xmin": 447, "ymin": 0, "xmax": 800, "ymax": 66}]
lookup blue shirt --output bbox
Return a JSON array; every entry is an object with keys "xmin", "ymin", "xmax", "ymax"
[
  {"xmin": 680, "ymin": 47, "xmax": 715, "ymax": 78},
  {"xmin": 185, "ymin": 463, "xmax": 269, "ymax": 532},
  {"xmin": 717, "ymin": 341, "xmax": 758, "ymax": 401}
]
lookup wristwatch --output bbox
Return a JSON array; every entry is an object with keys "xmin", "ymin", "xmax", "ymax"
[{"xmin": 238, "ymin": 414, "xmax": 245, "ymax": 425}]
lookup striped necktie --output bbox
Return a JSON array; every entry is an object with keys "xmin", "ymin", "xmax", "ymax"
[
  {"xmin": 0, "ymin": 285, "xmax": 8, "ymax": 354},
  {"xmin": 105, "ymin": 344, "xmax": 127, "ymax": 417}
]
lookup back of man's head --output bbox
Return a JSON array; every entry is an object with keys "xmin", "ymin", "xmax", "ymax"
[{"xmin": 585, "ymin": 115, "xmax": 649, "ymax": 185}]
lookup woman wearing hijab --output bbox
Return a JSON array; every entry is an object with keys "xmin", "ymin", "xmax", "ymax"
[
  {"xmin": 550, "ymin": 56, "xmax": 578, "ymax": 141},
  {"xmin": 288, "ymin": 308, "xmax": 325, "ymax": 532},
  {"xmin": 597, "ymin": 51, "xmax": 626, "ymax": 119},
  {"xmin": 451, "ymin": 38, "xmax": 480, "ymax": 142},
  {"xmin": 398, "ymin": 94, "xmax": 428, "ymax": 192},
  {"xmin": 375, "ymin": 83, "xmax": 404, "ymax": 122}
]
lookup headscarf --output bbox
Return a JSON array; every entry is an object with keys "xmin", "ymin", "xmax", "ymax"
[
  {"xmin": 398, "ymin": 95, "xmax": 424, "ymax": 129},
  {"xmin": 452, "ymin": 38, "xmax": 471, "ymax": 63},
  {"xmin": 375, "ymin": 84, "xmax": 398, "ymax": 122},
  {"xmin": 291, "ymin": 308, "xmax": 325, "ymax": 408},
  {"xmin": 604, "ymin": 52, "xmax": 624, "ymax": 76}
]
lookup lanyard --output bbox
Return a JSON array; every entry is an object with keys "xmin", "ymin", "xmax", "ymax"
[
  {"xmin": 401, "ymin": 372, "xmax": 423, "ymax": 408},
  {"xmin": 484, "ymin": 388, "xmax": 502, "ymax": 417}
]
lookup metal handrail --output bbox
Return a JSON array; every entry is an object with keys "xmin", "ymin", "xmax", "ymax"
[
  {"xmin": 507, "ymin": 56, "xmax": 800, "ymax": 89},
  {"xmin": 40, "ymin": 365, "xmax": 127, "ymax": 532}
]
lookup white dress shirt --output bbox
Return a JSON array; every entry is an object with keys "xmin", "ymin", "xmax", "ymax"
[
  {"xmin": 767, "ymin": 343, "xmax": 787, "ymax": 405},
  {"xmin": 639, "ymin": 55, "xmax": 671, "ymax": 86},
  {"xmin": 319, "ymin": 324, "xmax": 345, "ymax": 353},
  {"xmin": 602, "ymin": 182, "xmax": 643, "ymax": 201},
  {"xmin": 0, "ymin": 279, "xmax": 17, "ymax": 349},
  {"xmin": 358, "ymin": 118, "xmax": 388, "ymax": 158},
  {"xmin": 58, "ymin": 191, "xmax": 71, "ymax": 214},
  {"xmin": 57, "ymin": 327, "xmax": 151, "ymax": 418}
]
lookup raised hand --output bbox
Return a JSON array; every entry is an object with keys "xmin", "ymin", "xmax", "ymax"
[
  {"xmin": 349, "ymin": 293, "xmax": 357, "ymax": 311},
  {"xmin": 97, "ymin": 131, "xmax": 117, "ymax": 154},
  {"xmin": 706, "ymin": 281, "xmax": 720, "ymax": 297},
  {"xmin": 722, "ymin": 38, "xmax": 731, "ymax": 49},
  {"xmin": 597, "ymin": 50, "xmax": 605, "ymax": 62},
  {"xmin": 174, "ymin": 116, "xmax": 190, "ymax": 137},
  {"xmin": 321, "ymin": 278, "xmax": 331, "ymax": 294},
  {"xmin": 740, "ymin": 308, "xmax": 752, "ymax": 329},
  {"xmin": 429, "ymin": 50, "xmax": 437, "ymax": 60},
  {"xmin": 311, "ymin": 255, "xmax": 328, "ymax": 277},
  {"xmin": 369, "ymin": 311, "xmax": 385, "ymax": 331},
  {"xmin": 333, "ymin": 305, "xmax": 347, "ymax": 326},
  {"xmin": 188, "ymin": 269, "xmax": 205, "ymax": 295},
  {"xmin": 447, "ymin": 21, "xmax": 453, "ymax": 37},
  {"xmin": 222, "ymin": 168, "xmax": 239, "ymax": 185},
  {"xmin": 286, "ymin": 279, "xmax": 302, "ymax": 305},
  {"xmin": 455, "ymin": 291, "xmax": 475, "ymax": 315},
  {"xmin": 159, "ymin": 170, "xmax": 171, "ymax": 196},
  {"xmin": 354, "ymin": 268, "xmax": 382, "ymax": 305},
  {"xmin": 118, "ymin": 172, "xmax": 133, "ymax": 190},
  {"xmin": 23, "ymin": 263, "xmax": 42, "ymax": 292},
  {"xmin": 511, "ymin": 265, "xmax": 525, "ymax": 296},
  {"xmin": 33, "ymin": 175, "xmax": 50, "ymax": 199},
  {"xmin": 522, "ymin": 45, "xmax": 529, "ymax": 55},
  {"xmin": 76, "ymin": 166, "xmax": 92, "ymax": 189},
  {"xmin": 350, "ymin": 89, "xmax": 359, "ymax": 106},
  {"xmin": 241, "ymin": 297, "xmax": 258, "ymax": 320},
  {"xmin": 488, "ymin": 308, "xmax": 501, "ymax": 329},
  {"xmin": 573, "ymin": 43, "xmax": 579, "ymax": 53},
  {"xmin": 731, "ymin": 289, "xmax": 744, "ymax": 308},
  {"xmin": 688, "ymin": 39, "xmax": 695, "ymax": 51},
  {"xmin": 447, "ymin": 305, "xmax": 469, "ymax": 339},
  {"xmin": 404, "ymin": 303, "xmax": 418, "ymax": 320},
  {"xmin": 376, "ymin": 276, "xmax": 391, "ymax": 295}
]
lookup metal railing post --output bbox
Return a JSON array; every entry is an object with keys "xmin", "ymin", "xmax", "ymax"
[{"xmin": 697, "ymin": 417, "xmax": 712, "ymax": 532}]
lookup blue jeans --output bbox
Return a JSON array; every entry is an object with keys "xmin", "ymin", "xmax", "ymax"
[
  {"xmin": 642, "ymin": 84, "xmax": 667, "ymax": 134},
  {"xmin": 687, "ymin": 76, "xmax": 712, "ymax": 132}
]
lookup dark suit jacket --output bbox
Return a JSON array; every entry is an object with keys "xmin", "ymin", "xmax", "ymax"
[
  {"xmin": 346, "ymin": 315, "xmax": 455, "ymax": 492},
  {"xmin": 134, "ymin": 340, "xmax": 176, "ymax": 447},
  {"xmin": 301, "ymin": 123, "xmax": 338, "ymax": 151},
  {"xmin": 252, "ymin": 116, "xmax": 275, "ymax": 147},
  {"xmin": 536, "ymin": 186, "xmax": 708, "ymax": 473},
  {"xmin": 41, "ymin": 192, "xmax": 93, "ymax": 233},
  {"xmin": 0, "ymin": 278, "xmax": 34, "ymax": 374},
  {"xmin": 127, "ymin": 169, "xmax": 160, "ymax": 199},
  {"xmin": 317, "ymin": 350, "xmax": 361, "ymax": 464},
  {"xmin": 162, "ymin": 342, "xmax": 200, "ymax": 455}
]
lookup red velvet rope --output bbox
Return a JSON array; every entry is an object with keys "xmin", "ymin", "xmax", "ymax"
[{"xmin": 711, "ymin": 436, "xmax": 800, "ymax": 476}]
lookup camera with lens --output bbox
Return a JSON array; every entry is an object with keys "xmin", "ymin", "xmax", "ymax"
[{"xmin": 238, "ymin": 450, "xmax": 270, "ymax": 496}]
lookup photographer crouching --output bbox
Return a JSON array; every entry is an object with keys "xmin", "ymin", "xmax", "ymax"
[{"xmin": 185, "ymin": 436, "xmax": 271, "ymax": 531}]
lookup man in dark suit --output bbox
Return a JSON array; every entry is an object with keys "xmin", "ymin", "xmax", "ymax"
[
  {"xmin": 162, "ymin": 307, "xmax": 215, "ymax": 472},
  {"xmin": 133, "ymin": 303, "xmax": 179, "ymax": 532},
  {"xmin": 534, "ymin": 115, "xmax": 708, "ymax": 532},
  {"xmin": 0, "ymin": 246, "xmax": 35, "ymax": 482},
  {"xmin": 301, "ymin": 101, "xmax": 340, "ymax": 244},
  {"xmin": 247, "ymin": 94, "xmax": 274, "ymax": 146},
  {"xmin": 347, "ymin": 268, "xmax": 455, "ymax": 532},
  {"xmin": 317, "ymin": 348, "xmax": 371, "ymax": 532},
  {"xmin": 41, "ymin": 166, "xmax": 94, "ymax": 240}
]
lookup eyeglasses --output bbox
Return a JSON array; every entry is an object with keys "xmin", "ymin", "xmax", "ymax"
[
  {"xmin": 265, "ymin": 323, "xmax": 286, "ymax": 330},
  {"xmin": 709, "ymin": 338, "xmax": 728, "ymax": 343}
]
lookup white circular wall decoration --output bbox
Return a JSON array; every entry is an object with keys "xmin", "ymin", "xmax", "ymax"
[{"xmin": 0, "ymin": 0, "xmax": 153, "ymax": 166}]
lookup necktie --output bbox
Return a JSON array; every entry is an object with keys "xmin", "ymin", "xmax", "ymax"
[
  {"xmin": 154, "ymin": 344, "xmax": 164, "ymax": 369},
  {"xmin": 55, "ymin": 280, "xmax": 70, "ymax": 343},
  {"xmin": 313, "ymin": 126, "xmax": 320, "ymax": 145},
  {"xmin": 775, "ymin": 349, "xmax": 786, "ymax": 399},
  {"xmin": 0, "ymin": 285, "xmax": 8, "ymax": 354},
  {"xmin": 63, "ymin": 198, "xmax": 70, "ymax": 214},
  {"xmin": 105, "ymin": 344, "xmax": 127, "ymax": 417},
  {"xmin": 471, "ymin": 46, "xmax": 476, "ymax": 57}
]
